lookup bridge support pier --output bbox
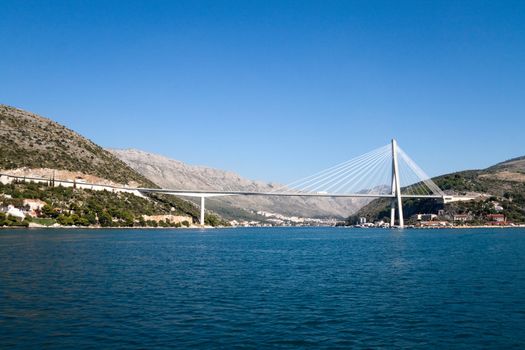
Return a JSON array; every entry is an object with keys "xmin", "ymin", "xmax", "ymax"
[
  {"xmin": 200, "ymin": 196, "xmax": 205, "ymax": 226},
  {"xmin": 391, "ymin": 139, "xmax": 404, "ymax": 228},
  {"xmin": 390, "ymin": 198, "xmax": 396, "ymax": 227}
]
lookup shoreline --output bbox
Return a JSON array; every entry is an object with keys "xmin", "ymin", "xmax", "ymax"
[
  {"xmin": 2, "ymin": 224, "xmax": 525, "ymax": 230},
  {"xmin": 410, "ymin": 224, "xmax": 525, "ymax": 229},
  {"xmin": 0, "ymin": 224, "xmax": 214, "ymax": 230}
]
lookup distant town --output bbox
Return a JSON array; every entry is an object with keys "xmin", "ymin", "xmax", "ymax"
[{"xmin": 228, "ymin": 210, "xmax": 338, "ymax": 228}]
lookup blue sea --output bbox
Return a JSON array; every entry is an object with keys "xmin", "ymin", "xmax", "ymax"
[{"xmin": 1, "ymin": 227, "xmax": 524, "ymax": 349}]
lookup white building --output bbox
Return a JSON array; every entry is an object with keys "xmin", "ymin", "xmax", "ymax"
[
  {"xmin": 6, "ymin": 205, "xmax": 25, "ymax": 219},
  {"xmin": 413, "ymin": 213, "xmax": 438, "ymax": 221}
]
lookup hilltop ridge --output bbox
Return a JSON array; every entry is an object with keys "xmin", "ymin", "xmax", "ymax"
[{"xmin": 0, "ymin": 105, "xmax": 153, "ymax": 186}]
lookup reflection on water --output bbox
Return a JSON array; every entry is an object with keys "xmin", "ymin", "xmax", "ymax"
[{"xmin": 1, "ymin": 227, "xmax": 525, "ymax": 348}]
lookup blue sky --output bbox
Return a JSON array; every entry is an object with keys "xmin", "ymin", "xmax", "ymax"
[{"xmin": 1, "ymin": 0, "xmax": 524, "ymax": 183}]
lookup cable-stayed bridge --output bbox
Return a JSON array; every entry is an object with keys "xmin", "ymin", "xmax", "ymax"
[{"xmin": 139, "ymin": 139, "xmax": 460, "ymax": 228}]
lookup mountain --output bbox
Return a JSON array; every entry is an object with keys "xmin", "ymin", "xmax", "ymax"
[
  {"xmin": 109, "ymin": 149, "xmax": 364, "ymax": 218},
  {"xmin": 354, "ymin": 156, "xmax": 525, "ymax": 224},
  {"xmin": 0, "ymin": 105, "xmax": 153, "ymax": 186},
  {"xmin": 0, "ymin": 105, "xmax": 225, "ymax": 227}
]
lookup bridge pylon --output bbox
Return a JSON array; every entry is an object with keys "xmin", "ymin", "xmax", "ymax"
[
  {"xmin": 390, "ymin": 139, "xmax": 404, "ymax": 228},
  {"xmin": 200, "ymin": 196, "xmax": 205, "ymax": 226}
]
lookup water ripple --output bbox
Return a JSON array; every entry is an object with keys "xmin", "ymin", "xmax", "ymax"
[{"xmin": 1, "ymin": 227, "xmax": 525, "ymax": 348}]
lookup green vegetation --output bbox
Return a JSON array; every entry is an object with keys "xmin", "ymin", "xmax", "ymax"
[
  {"xmin": 434, "ymin": 171, "xmax": 488, "ymax": 193},
  {"xmin": 0, "ymin": 181, "xmax": 229, "ymax": 228},
  {"xmin": 352, "ymin": 197, "xmax": 442, "ymax": 224},
  {"xmin": 0, "ymin": 212, "xmax": 30, "ymax": 227}
]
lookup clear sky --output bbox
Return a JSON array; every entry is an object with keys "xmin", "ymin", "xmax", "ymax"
[{"xmin": 1, "ymin": 0, "xmax": 524, "ymax": 183}]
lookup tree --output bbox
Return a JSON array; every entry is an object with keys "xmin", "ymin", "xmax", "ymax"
[
  {"xmin": 0, "ymin": 212, "xmax": 7, "ymax": 226},
  {"xmin": 57, "ymin": 214, "xmax": 74, "ymax": 226},
  {"xmin": 42, "ymin": 204, "xmax": 59, "ymax": 218},
  {"xmin": 84, "ymin": 211, "xmax": 97, "ymax": 225},
  {"xmin": 98, "ymin": 211, "xmax": 113, "ymax": 227},
  {"xmin": 205, "ymin": 214, "xmax": 221, "ymax": 227}
]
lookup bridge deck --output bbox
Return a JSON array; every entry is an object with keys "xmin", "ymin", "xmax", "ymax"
[{"xmin": 137, "ymin": 188, "xmax": 444, "ymax": 199}]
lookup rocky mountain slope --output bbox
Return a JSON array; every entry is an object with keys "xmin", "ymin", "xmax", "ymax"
[
  {"xmin": 109, "ymin": 149, "xmax": 363, "ymax": 218},
  {"xmin": 0, "ymin": 105, "xmax": 153, "ymax": 186}
]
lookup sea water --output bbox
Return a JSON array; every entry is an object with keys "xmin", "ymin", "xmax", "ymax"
[{"xmin": 1, "ymin": 227, "xmax": 524, "ymax": 348}]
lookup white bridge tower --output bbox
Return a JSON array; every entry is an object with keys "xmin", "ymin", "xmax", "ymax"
[{"xmin": 390, "ymin": 139, "xmax": 404, "ymax": 228}]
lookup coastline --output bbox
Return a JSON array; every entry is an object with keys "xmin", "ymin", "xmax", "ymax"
[{"xmin": 2, "ymin": 224, "xmax": 525, "ymax": 230}]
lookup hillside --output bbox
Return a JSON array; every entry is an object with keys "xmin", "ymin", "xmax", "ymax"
[
  {"xmin": 0, "ymin": 105, "xmax": 226, "ymax": 227},
  {"xmin": 490, "ymin": 155, "xmax": 525, "ymax": 172},
  {"xmin": 109, "ymin": 148, "xmax": 365, "ymax": 218},
  {"xmin": 0, "ymin": 105, "xmax": 153, "ymax": 186},
  {"xmin": 353, "ymin": 157, "xmax": 525, "ymax": 224}
]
